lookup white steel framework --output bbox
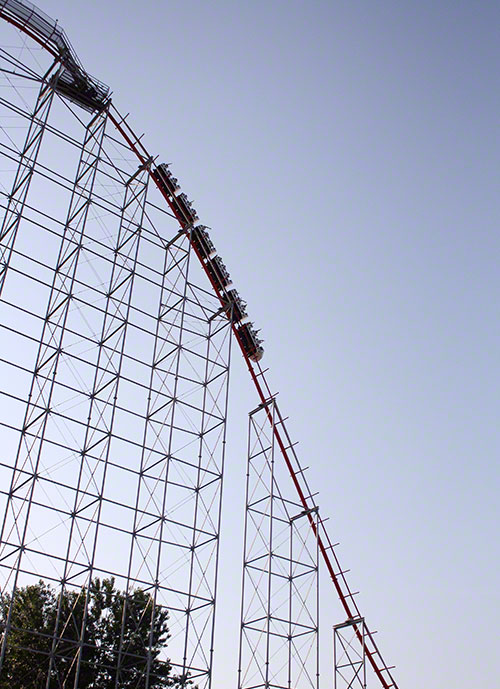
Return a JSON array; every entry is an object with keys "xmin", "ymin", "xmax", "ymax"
[
  {"xmin": 239, "ymin": 399, "xmax": 319, "ymax": 689},
  {"xmin": 334, "ymin": 618, "xmax": 368, "ymax": 689},
  {"xmin": 0, "ymin": 15, "xmax": 231, "ymax": 686},
  {"xmin": 0, "ymin": 3, "xmax": 401, "ymax": 689}
]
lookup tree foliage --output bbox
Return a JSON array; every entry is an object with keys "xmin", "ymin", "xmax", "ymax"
[{"xmin": 0, "ymin": 578, "xmax": 188, "ymax": 688}]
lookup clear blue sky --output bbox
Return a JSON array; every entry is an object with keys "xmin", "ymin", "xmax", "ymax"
[{"xmin": 26, "ymin": 1, "xmax": 500, "ymax": 686}]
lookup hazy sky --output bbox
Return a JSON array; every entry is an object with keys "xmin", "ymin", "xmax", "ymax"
[{"xmin": 11, "ymin": 1, "xmax": 500, "ymax": 687}]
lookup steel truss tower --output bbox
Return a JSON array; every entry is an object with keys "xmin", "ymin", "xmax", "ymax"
[
  {"xmin": 334, "ymin": 618, "xmax": 368, "ymax": 689},
  {"xmin": 239, "ymin": 399, "xmax": 319, "ymax": 689},
  {"xmin": 0, "ymin": 2, "xmax": 399, "ymax": 688}
]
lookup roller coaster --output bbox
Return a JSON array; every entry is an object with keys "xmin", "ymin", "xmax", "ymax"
[{"xmin": 0, "ymin": 2, "xmax": 400, "ymax": 687}]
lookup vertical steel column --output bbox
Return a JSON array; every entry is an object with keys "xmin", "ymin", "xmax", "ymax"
[
  {"xmin": 264, "ymin": 402, "xmax": 276, "ymax": 689},
  {"xmin": 0, "ymin": 106, "xmax": 108, "ymax": 673},
  {"xmin": 180, "ymin": 310, "xmax": 232, "ymax": 689},
  {"xmin": 45, "ymin": 161, "xmax": 149, "ymax": 688},
  {"xmin": 239, "ymin": 399, "xmax": 319, "ymax": 689},
  {"xmin": 0, "ymin": 60, "xmax": 60, "ymax": 297},
  {"xmin": 116, "ymin": 231, "xmax": 231, "ymax": 689},
  {"xmin": 115, "ymin": 229, "xmax": 192, "ymax": 689},
  {"xmin": 334, "ymin": 618, "xmax": 367, "ymax": 689}
]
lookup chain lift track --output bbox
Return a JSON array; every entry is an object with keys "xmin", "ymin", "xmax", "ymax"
[
  {"xmin": 0, "ymin": 2, "xmax": 399, "ymax": 687},
  {"xmin": 118, "ymin": 121, "xmax": 399, "ymax": 689}
]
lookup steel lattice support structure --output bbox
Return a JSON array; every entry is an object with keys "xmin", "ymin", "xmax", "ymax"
[
  {"xmin": 0, "ymin": 58, "xmax": 60, "ymax": 297},
  {"xmin": 0, "ymin": 11, "xmax": 231, "ymax": 686},
  {"xmin": 0, "ymin": 3, "xmax": 401, "ymax": 689},
  {"xmin": 0, "ymin": 105, "xmax": 109, "ymax": 677},
  {"xmin": 239, "ymin": 399, "xmax": 319, "ymax": 689},
  {"xmin": 334, "ymin": 618, "xmax": 367, "ymax": 689},
  {"xmin": 117, "ymin": 229, "xmax": 232, "ymax": 687},
  {"xmin": 45, "ymin": 132, "xmax": 151, "ymax": 687}
]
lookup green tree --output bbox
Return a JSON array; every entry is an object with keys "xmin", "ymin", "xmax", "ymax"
[{"xmin": 0, "ymin": 578, "xmax": 188, "ymax": 689}]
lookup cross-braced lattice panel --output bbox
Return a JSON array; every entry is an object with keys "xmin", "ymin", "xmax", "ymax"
[
  {"xmin": 334, "ymin": 619, "xmax": 367, "ymax": 689},
  {"xmin": 0, "ymin": 23, "xmax": 231, "ymax": 688},
  {"xmin": 239, "ymin": 400, "xmax": 319, "ymax": 689},
  {"xmin": 120, "ymin": 231, "xmax": 232, "ymax": 688},
  {"xmin": 0, "ymin": 18, "xmax": 57, "ymax": 198}
]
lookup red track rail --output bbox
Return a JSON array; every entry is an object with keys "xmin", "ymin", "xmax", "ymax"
[
  {"xmin": 0, "ymin": 6, "xmax": 399, "ymax": 685},
  {"xmin": 108, "ymin": 107, "xmax": 399, "ymax": 689}
]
